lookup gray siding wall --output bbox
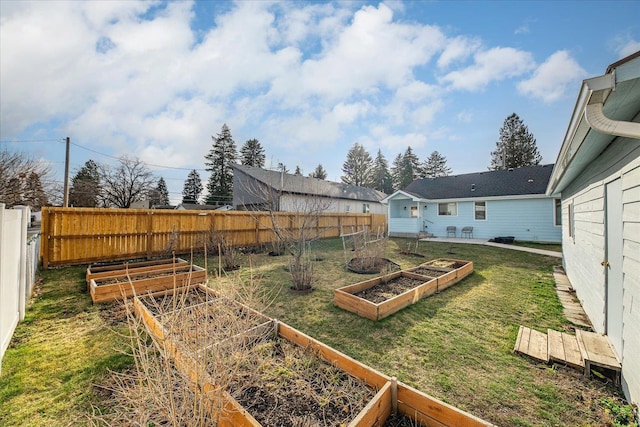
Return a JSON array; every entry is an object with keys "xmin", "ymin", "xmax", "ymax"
[
  {"xmin": 280, "ymin": 194, "xmax": 385, "ymax": 214},
  {"xmin": 561, "ymin": 137, "xmax": 640, "ymax": 406}
]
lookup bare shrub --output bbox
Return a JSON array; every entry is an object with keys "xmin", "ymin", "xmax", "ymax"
[
  {"xmin": 92, "ymin": 259, "xmax": 273, "ymax": 426},
  {"xmin": 237, "ymin": 172, "xmax": 333, "ymax": 291},
  {"xmin": 208, "ymin": 231, "xmax": 241, "ymax": 272}
]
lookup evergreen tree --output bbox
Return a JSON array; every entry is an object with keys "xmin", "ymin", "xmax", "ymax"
[
  {"xmin": 370, "ymin": 149, "xmax": 393, "ymax": 194},
  {"xmin": 391, "ymin": 147, "xmax": 420, "ymax": 190},
  {"xmin": 148, "ymin": 177, "xmax": 169, "ymax": 206},
  {"xmin": 69, "ymin": 159, "xmax": 101, "ymax": 207},
  {"xmin": 240, "ymin": 138, "xmax": 265, "ymax": 168},
  {"xmin": 341, "ymin": 142, "xmax": 373, "ymax": 187},
  {"xmin": 23, "ymin": 172, "xmax": 49, "ymax": 208},
  {"xmin": 309, "ymin": 164, "xmax": 328, "ymax": 180},
  {"xmin": 277, "ymin": 162, "xmax": 288, "ymax": 173},
  {"xmin": 391, "ymin": 153, "xmax": 404, "ymax": 191},
  {"xmin": 182, "ymin": 170, "xmax": 203, "ymax": 204},
  {"xmin": 490, "ymin": 113, "xmax": 542, "ymax": 170},
  {"xmin": 421, "ymin": 151, "xmax": 452, "ymax": 178},
  {"xmin": 205, "ymin": 124, "xmax": 237, "ymax": 204},
  {"xmin": 294, "ymin": 166, "xmax": 302, "ymax": 175}
]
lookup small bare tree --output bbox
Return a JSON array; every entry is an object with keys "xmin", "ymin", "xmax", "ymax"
[{"xmin": 236, "ymin": 169, "xmax": 333, "ymax": 291}]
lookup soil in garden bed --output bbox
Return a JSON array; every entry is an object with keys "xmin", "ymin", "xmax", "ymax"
[
  {"xmin": 229, "ymin": 338, "xmax": 377, "ymax": 426},
  {"xmin": 354, "ymin": 276, "xmax": 426, "ymax": 303},
  {"xmin": 160, "ymin": 301, "xmax": 269, "ymax": 350},
  {"xmin": 410, "ymin": 266, "xmax": 449, "ymax": 277},
  {"xmin": 347, "ymin": 257, "xmax": 400, "ymax": 274},
  {"xmin": 139, "ymin": 287, "xmax": 214, "ymax": 315},
  {"xmin": 424, "ymin": 260, "xmax": 467, "ymax": 269},
  {"xmin": 384, "ymin": 413, "xmax": 424, "ymax": 426}
]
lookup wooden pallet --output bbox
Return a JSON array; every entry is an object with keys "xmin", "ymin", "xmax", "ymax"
[{"xmin": 514, "ymin": 326, "xmax": 620, "ymax": 384}]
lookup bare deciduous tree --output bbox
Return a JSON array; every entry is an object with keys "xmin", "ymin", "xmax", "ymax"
[
  {"xmin": 0, "ymin": 149, "xmax": 53, "ymax": 208},
  {"xmin": 99, "ymin": 156, "xmax": 157, "ymax": 208}
]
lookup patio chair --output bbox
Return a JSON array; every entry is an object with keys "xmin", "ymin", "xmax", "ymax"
[
  {"xmin": 461, "ymin": 226, "xmax": 473, "ymax": 238},
  {"xmin": 446, "ymin": 226, "xmax": 456, "ymax": 237}
]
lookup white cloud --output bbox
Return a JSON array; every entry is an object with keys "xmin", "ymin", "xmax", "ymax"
[
  {"xmin": 437, "ymin": 36, "xmax": 481, "ymax": 69},
  {"xmin": 441, "ymin": 47, "xmax": 535, "ymax": 91},
  {"xmin": 268, "ymin": 3, "xmax": 446, "ymax": 104},
  {"xmin": 365, "ymin": 125, "xmax": 428, "ymax": 152},
  {"xmin": 517, "ymin": 50, "xmax": 587, "ymax": 103},
  {"xmin": 618, "ymin": 39, "xmax": 640, "ymax": 58}
]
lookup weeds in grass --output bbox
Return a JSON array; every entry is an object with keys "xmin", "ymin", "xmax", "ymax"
[{"xmin": 601, "ymin": 397, "xmax": 638, "ymax": 427}]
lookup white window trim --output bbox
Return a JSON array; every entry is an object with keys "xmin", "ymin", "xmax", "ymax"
[
  {"xmin": 474, "ymin": 201, "xmax": 487, "ymax": 221},
  {"xmin": 553, "ymin": 198, "xmax": 562, "ymax": 227}
]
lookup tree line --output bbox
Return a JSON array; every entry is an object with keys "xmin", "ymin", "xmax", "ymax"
[{"xmin": 0, "ymin": 113, "xmax": 540, "ymax": 209}]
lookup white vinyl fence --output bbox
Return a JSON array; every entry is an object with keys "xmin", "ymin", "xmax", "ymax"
[{"xmin": 1, "ymin": 204, "xmax": 39, "ymax": 374}]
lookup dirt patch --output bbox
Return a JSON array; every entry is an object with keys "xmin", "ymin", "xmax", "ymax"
[
  {"xmin": 354, "ymin": 276, "xmax": 426, "ymax": 303},
  {"xmin": 347, "ymin": 257, "xmax": 400, "ymax": 274},
  {"xmin": 230, "ymin": 339, "xmax": 376, "ymax": 426},
  {"xmin": 98, "ymin": 301, "xmax": 129, "ymax": 326}
]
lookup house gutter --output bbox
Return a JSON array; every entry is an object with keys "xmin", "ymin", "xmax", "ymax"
[
  {"xmin": 584, "ymin": 73, "xmax": 640, "ymax": 139},
  {"xmin": 547, "ymin": 55, "xmax": 640, "ymax": 196}
]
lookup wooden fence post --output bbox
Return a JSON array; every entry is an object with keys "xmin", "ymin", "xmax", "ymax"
[
  {"xmin": 41, "ymin": 207, "xmax": 49, "ymax": 269},
  {"xmin": 146, "ymin": 211, "xmax": 153, "ymax": 260}
]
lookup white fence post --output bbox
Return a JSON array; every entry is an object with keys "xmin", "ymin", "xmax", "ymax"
[{"xmin": 15, "ymin": 205, "xmax": 30, "ymax": 321}]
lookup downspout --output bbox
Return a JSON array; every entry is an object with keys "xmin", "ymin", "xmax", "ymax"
[{"xmin": 584, "ymin": 72, "xmax": 640, "ymax": 139}]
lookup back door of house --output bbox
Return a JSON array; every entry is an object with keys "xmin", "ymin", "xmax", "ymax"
[{"xmin": 605, "ymin": 178, "xmax": 623, "ymax": 357}]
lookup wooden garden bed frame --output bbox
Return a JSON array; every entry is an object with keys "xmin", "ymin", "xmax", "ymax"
[
  {"xmin": 334, "ymin": 258, "xmax": 474, "ymax": 321},
  {"xmin": 86, "ymin": 257, "xmax": 190, "ymax": 290},
  {"xmin": 88, "ymin": 262, "xmax": 206, "ymax": 303},
  {"xmin": 133, "ymin": 284, "xmax": 492, "ymax": 427}
]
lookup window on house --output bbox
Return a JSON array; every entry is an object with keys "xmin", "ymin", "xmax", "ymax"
[
  {"xmin": 362, "ymin": 203, "xmax": 370, "ymax": 213},
  {"xmin": 345, "ymin": 205, "xmax": 350, "ymax": 212},
  {"xmin": 554, "ymin": 199, "xmax": 562, "ymax": 226},
  {"xmin": 438, "ymin": 202, "xmax": 457, "ymax": 216},
  {"xmin": 474, "ymin": 201, "xmax": 486, "ymax": 220},
  {"xmin": 410, "ymin": 206, "xmax": 418, "ymax": 218}
]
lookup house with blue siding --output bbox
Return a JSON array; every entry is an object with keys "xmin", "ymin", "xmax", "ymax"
[
  {"xmin": 383, "ymin": 164, "xmax": 561, "ymax": 243},
  {"xmin": 546, "ymin": 51, "xmax": 640, "ymax": 408}
]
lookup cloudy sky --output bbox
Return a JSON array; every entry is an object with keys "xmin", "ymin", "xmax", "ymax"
[{"xmin": 1, "ymin": 0, "xmax": 639, "ymax": 204}]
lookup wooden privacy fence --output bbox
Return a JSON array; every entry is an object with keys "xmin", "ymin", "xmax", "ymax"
[{"xmin": 40, "ymin": 207, "xmax": 387, "ymax": 268}]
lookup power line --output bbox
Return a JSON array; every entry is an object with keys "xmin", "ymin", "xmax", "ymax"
[
  {"xmin": 69, "ymin": 141, "xmax": 208, "ymax": 172},
  {"xmin": 0, "ymin": 138, "xmax": 64, "ymax": 144}
]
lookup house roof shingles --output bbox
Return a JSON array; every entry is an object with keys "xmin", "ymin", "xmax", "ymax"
[
  {"xmin": 404, "ymin": 164, "xmax": 555, "ymax": 200},
  {"xmin": 232, "ymin": 163, "xmax": 387, "ymax": 202}
]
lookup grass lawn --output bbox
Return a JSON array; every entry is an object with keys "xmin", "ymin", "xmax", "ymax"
[{"xmin": 0, "ymin": 237, "xmax": 629, "ymax": 426}]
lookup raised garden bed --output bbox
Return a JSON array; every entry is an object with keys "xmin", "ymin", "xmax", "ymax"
[
  {"xmin": 86, "ymin": 257, "xmax": 189, "ymax": 290},
  {"xmin": 335, "ymin": 258, "xmax": 474, "ymax": 320},
  {"xmin": 89, "ymin": 263, "xmax": 206, "ymax": 303},
  {"xmin": 133, "ymin": 284, "xmax": 491, "ymax": 427}
]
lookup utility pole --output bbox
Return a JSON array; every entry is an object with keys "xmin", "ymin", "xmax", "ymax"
[{"xmin": 63, "ymin": 136, "xmax": 70, "ymax": 207}]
